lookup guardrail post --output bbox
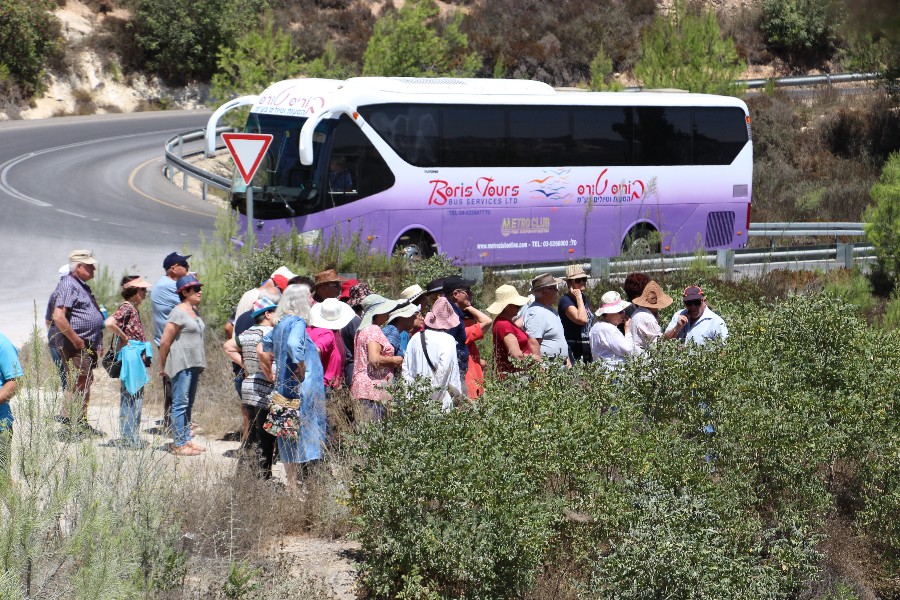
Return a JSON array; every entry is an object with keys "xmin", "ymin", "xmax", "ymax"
[
  {"xmin": 716, "ymin": 249, "xmax": 735, "ymax": 280},
  {"xmin": 590, "ymin": 258, "xmax": 610, "ymax": 280},
  {"xmin": 202, "ymin": 181, "xmax": 208, "ymax": 201},
  {"xmin": 461, "ymin": 266, "xmax": 483, "ymax": 284},
  {"xmin": 181, "ymin": 170, "xmax": 188, "ymax": 191},
  {"xmin": 836, "ymin": 243, "xmax": 853, "ymax": 269}
]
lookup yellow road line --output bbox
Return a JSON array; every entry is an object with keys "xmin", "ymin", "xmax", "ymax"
[{"xmin": 128, "ymin": 157, "xmax": 217, "ymax": 218}]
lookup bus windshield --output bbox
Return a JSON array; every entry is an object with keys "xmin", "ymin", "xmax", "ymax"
[{"xmin": 230, "ymin": 113, "xmax": 329, "ymax": 219}]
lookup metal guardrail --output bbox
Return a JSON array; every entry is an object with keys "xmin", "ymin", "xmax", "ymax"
[{"xmin": 163, "ymin": 126, "xmax": 233, "ymax": 201}]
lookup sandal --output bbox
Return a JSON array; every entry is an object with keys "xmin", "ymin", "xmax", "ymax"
[
  {"xmin": 171, "ymin": 445, "xmax": 202, "ymax": 456},
  {"xmin": 187, "ymin": 441, "xmax": 206, "ymax": 452}
]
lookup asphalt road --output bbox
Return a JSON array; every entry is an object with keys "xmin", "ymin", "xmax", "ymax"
[{"xmin": 0, "ymin": 110, "xmax": 218, "ymax": 346}]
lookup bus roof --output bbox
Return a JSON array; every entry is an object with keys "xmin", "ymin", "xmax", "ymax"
[{"xmin": 250, "ymin": 77, "xmax": 749, "ymax": 118}]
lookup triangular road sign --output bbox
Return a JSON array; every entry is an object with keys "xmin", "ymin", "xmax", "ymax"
[{"xmin": 222, "ymin": 133, "xmax": 274, "ymax": 185}]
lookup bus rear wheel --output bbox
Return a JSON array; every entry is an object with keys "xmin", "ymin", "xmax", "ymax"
[
  {"xmin": 622, "ymin": 225, "xmax": 660, "ymax": 256},
  {"xmin": 394, "ymin": 230, "xmax": 436, "ymax": 261}
]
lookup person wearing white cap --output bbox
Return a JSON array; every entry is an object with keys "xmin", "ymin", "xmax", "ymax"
[
  {"xmin": 350, "ymin": 294, "xmax": 404, "ymax": 419},
  {"xmin": 402, "ymin": 297, "xmax": 462, "ymax": 411},
  {"xmin": 104, "ymin": 275, "xmax": 153, "ymax": 448},
  {"xmin": 589, "ymin": 291, "xmax": 641, "ymax": 369},
  {"xmin": 308, "ymin": 298, "xmax": 357, "ymax": 389}
]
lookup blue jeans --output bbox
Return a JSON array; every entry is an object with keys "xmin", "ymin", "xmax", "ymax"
[
  {"xmin": 119, "ymin": 383, "xmax": 144, "ymax": 445},
  {"xmin": 49, "ymin": 344, "xmax": 67, "ymax": 390},
  {"xmin": 171, "ymin": 367, "xmax": 201, "ymax": 447}
]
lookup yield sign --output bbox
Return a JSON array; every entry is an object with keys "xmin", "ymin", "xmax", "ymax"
[{"xmin": 221, "ymin": 133, "xmax": 273, "ymax": 185}]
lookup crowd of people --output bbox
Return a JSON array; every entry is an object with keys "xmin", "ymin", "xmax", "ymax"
[{"xmin": 0, "ymin": 247, "xmax": 729, "ymax": 485}]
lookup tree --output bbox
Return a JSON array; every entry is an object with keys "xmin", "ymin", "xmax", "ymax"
[
  {"xmin": 760, "ymin": 0, "xmax": 840, "ymax": 63},
  {"xmin": 589, "ymin": 44, "xmax": 622, "ymax": 91},
  {"xmin": 130, "ymin": 0, "xmax": 265, "ymax": 83},
  {"xmin": 210, "ymin": 13, "xmax": 306, "ymax": 106},
  {"xmin": 634, "ymin": 0, "xmax": 745, "ymax": 96},
  {"xmin": 362, "ymin": 0, "xmax": 480, "ymax": 77},
  {"xmin": 0, "ymin": 0, "xmax": 61, "ymax": 97},
  {"xmin": 864, "ymin": 152, "xmax": 900, "ymax": 281}
]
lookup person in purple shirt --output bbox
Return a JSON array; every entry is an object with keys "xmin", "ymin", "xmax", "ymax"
[{"xmin": 51, "ymin": 249, "xmax": 105, "ymax": 434}]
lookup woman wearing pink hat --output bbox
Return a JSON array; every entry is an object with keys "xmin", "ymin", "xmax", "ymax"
[
  {"xmin": 589, "ymin": 291, "xmax": 641, "ymax": 369},
  {"xmin": 105, "ymin": 275, "xmax": 153, "ymax": 448},
  {"xmin": 401, "ymin": 297, "xmax": 463, "ymax": 411}
]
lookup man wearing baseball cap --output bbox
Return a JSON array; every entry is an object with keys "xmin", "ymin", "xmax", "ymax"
[
  {"xmin": 664, "ymin": 285, "xmax": 728, "ymax": 345},
  {"xmin": 51, "ymin": 250, "xmax": 105, "ymax": 434},
  {"xmin": 151, "ymin": 251, "xmax": 191, "ymax": 429}
]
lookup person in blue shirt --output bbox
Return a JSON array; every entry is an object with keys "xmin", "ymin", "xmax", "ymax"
[
  {"xmin": 151, "ymin": 252, "xmax": 190, "ymax": 429},
  {"xmin": 0, "ymin": 331, "xmax": 23, "ymax": 476},
  {"xmin": 664, "ymin": 286, "xmax": 729, "ymax": 345}
]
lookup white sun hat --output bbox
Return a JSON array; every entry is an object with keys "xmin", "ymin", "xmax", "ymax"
[
  {"xmin": 595, "ymin": 290, "xmax": 631, "ymax": 316},
  {"xmin": 309, "ymin": 297, "xmax": 356, "ymax": 330}
]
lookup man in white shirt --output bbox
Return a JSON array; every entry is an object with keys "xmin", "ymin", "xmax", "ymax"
[
  {"xmin": 523, "ymin": 273, "xmax": 569, "ymax": 362},
  {"xmin": 402, "ymin": 297, "xmax": 462, "ymax": 411},
  {"xmin": 665, "ymin": 286, "xmax": 728, "ymax": 345}
]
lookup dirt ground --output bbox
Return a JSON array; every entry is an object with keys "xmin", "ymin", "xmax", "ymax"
[{"xmin": 81, "ymin": 370, "xmax": 361, "ymax": 600}]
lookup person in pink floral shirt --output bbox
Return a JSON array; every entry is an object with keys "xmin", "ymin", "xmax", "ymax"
[{"xmin": 350, "ymin": 294, "xmax": 403, "ymax": 420}]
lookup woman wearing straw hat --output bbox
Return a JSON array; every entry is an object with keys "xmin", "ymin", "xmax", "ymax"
[
  {"xmin": 105, "ymin": 275, "xmax": 153, "ymax": 448},
  {"xmin": 629, "ymin": 280, "xmax": 674, "ymax": 350},
  {"xmin": 261, "ymin": 284, "xmax": 326, "ymax": 489},
  {"xmin": 487, "ymin": 284, "xmax": 538, "ymax": 377},
  {"xmin": 350, "ymin": 294, "xmax": 404, "ymax": 420},
  {"xmin": 402, "ymin": 297, "xmax": 463, "ymax": 411},
  {"xmin": 308, "ymin": 297, "xmax": 357, "ymax": 390},
  {"xmin": 590, "ymin": 291, "xmax": 641, "ymax": 369},
  {"xmin": 558, "ymin": 265, "xmax": 594, "ymax": 364}
]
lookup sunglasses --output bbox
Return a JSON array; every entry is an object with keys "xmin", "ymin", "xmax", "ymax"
[
  {"xmin": 185, "ymin": 285, "xmax": 202, "ymax": 293},
  {"xmin": 684, "ymin": 299, "xmax": 702, "ymax": 307}
]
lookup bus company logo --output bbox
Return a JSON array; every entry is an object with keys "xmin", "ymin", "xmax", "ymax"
[
  {"xmin": 428, "ymin": 177, "xmax": 521, "ymax": 206},
  {"xmin": 577, "ymin": 169, "xmax": 646, "ymax": 203},
  {"xmin": 501, "ymin": 217, "xmax": 550, "ymax": 237},
  {"xmin": 528, "ymin": 168, "xmax": 574, "ymax": 202},
  {"xmin": 256, "ymin": 89, "xmax": 326, "ymax": 116}
]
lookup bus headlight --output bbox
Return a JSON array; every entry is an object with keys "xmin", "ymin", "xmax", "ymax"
[{"xmin": 298, "ymin": 229, "xmax": 322, "ymax": 246}]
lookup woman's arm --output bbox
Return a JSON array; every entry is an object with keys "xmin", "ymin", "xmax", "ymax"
[
  {"xmin": 563, "ymin": 291, "xmax": 589, "ymax": 326},
  {"xmin": 368, "ymin": 340, "xmax": 403, "ymax": 368},
  {"xmin": 465, "ymin": 305, "xmax": 493, "ymax": 333},
  {"xmin": 157, "ymin": 321, "xmax": 180, "ymax": 377},
  {"xmin": 503, "ymin": 333, "xmax": 526, "ymax": 360},
  {"xmin": 104, "ymin": 315, "xmax": 129, "ymax": 344},
  {"xmin": 222, "ymin": 338, "xmax": 243, "ymax": 368}
]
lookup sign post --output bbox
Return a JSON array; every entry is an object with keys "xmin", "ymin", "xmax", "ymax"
[{"xmin": 221, "ymin": 132, "xmax": 274, "ymax": 239}]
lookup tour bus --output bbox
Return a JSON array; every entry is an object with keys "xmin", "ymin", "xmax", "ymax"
[{"xmin": 204, "ymin": 77, "xmax": 752, "ymax": 265}]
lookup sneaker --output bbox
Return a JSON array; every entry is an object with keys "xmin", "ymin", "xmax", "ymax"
[{"xmin": 55, "ymin": 415, "xmax": 71, "ymax": 425}]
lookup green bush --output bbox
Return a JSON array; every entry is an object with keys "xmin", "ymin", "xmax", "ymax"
[
  {"xmin": 130, "ymin": 0, "xmax": 265, "ymax": 83},
  {"xmin": 634, "ymin": 0, "xmax": 744, "ymax": 95},
  {"xmin": 864, "ymin": 152, "xmax": 900, "ymax": 281},
  {"xmin": 362, "ymin": 0, "xmax": 480, "ymax": 77},
  {"xmin": 760, "ymin": 0, "xmax": 840, "ymax": 63},
  {"xmin": 350, "ymin": 292, "xmax": 900, "ymax": 597},
  {"xmin": 0, "ymin": 0, "xmax": 62, "ymax": 97}
]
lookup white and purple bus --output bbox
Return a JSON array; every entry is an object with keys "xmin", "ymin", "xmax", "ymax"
[{"xmin": 205, "ymin": 77, "xmax": 752, "ymax": 265}]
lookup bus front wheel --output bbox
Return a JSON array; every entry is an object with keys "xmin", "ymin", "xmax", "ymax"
[
  {"xmin": 622, "ymin": 225, "xmax": 660, "ymax": 256},
  {"xmin": 394, "ymin": 230, "xmax": 436, "ymax": 261}
]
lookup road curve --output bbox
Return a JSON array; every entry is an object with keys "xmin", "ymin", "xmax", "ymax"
[{"xmin": 0, "ymin": 110, "xmax": 219, "ymax": 346}]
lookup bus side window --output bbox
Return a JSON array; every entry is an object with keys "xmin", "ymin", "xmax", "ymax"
[{"xmin": 330, "ymin": 115, "xmax": 395, "ymax": 206}]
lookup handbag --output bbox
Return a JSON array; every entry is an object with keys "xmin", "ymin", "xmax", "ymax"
[
  {"xmin": 264, "ymin": 392, "xmax": 301, "ymax": 439},
  {"xmin": 102, "ymin": 309, "xmax": 131, "ymax": 379}
]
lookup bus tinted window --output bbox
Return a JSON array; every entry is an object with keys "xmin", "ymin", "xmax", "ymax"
[
  {"xmin": 329, "ymin": 114, "xmax": 395, "ymax": 204},
  {"xmin": 442, "ymin": 107, "xmax": 506, "ymax": 167},
  {"xmin": 635, "ymin": 107, "xmax": 692, "ymax": 166},
  {"xmin": 363, "ymin": 105, "xmax": 439, "ymax": 167},
  {"xmin": 571, "ymin": 107, "xmax": 632, "ymax": 166},
  {"xmin": 693, "ymin": 107, "xmax": 748, "ymax": 165},
  {"xmin": 509, "ymin": 108, "xmax": 570, "ymax": 167}
]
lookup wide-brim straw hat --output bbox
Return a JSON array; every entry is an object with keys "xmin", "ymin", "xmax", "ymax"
[
  {"xmin": 486, "ymin": 284, "xmax": 530, "ymax": 315},
  {"xmin": 595, "ymin": 290, "xmax": 630, "ymax": 316},
  {"xmin": 423, "ymin": 296, "xmax": 460, "ymax": 330},
  {"xmin": 564, "ymin": 264, "xmax": 588, "ymax": 281},
  {"xmin": 309, "ymin": 297, "xmax": 356, "ymax": 330},
  {"xmin": 312, "ymin": 268, "xmax": 342, "ymax": 289},
  {"xmin": 632, "ymin": 281, "xmax": 673, "ymax": 310},
  {"xmin": 359, "ymin": 294, "xmax": 400, "ymax": 329},
  {"xmin": 530, "ymin": 272, "xmax": 564, "ymax": 292}
]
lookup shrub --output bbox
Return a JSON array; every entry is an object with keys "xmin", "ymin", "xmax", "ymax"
[
  {"xmin": 864, "ymin": 152, "xmax": 900, "ymax": 281},
  {"xmin": 634, "ymin": 0, "xmax": 745, "ymax": 95},
  {"xmin": 0, "ymin": 0, "xmax": 62, "ymax": 97},
  {"xmin": 362, "ymin": 0, "xmax": 480, "ymax": 77},
  {"xmin": 760, "ymin": 0, "xmax": 841, "ymax": 64},
  {"xmin": 130, "ymin": 0, "xmax": 265, "ymax": 83}
]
